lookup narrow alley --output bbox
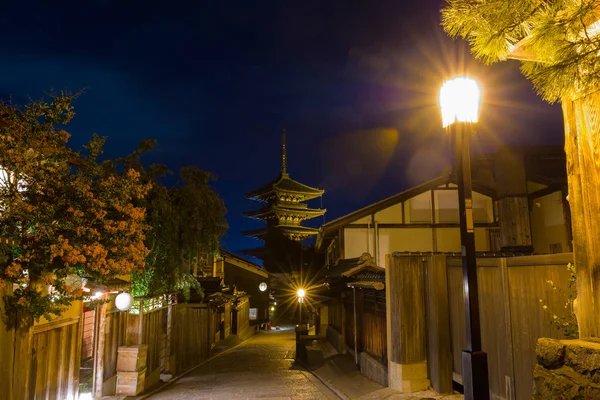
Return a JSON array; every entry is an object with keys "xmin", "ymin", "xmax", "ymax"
[{"xmin": 146, "ymin": 325, "xmax": 339, "ymax": 400}]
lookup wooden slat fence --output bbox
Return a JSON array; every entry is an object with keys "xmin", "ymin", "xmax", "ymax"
[
  {"xmin": 172, "ymin": 303, "xmax": 211, "ymax": 372},
  {"xmin": 446, "ymin": 253, "xmax": 574, "ymax": 400},
  {"xmin": 361, "ymin": 289, "xmax": 387, "ymax": 363},
  {"xmin": 31, "ymin": 318, "xmax": 81, "ymax": 400},
  {"xmin": 102, "ymin": 310, "xmax": 127, "ymax": 383}
]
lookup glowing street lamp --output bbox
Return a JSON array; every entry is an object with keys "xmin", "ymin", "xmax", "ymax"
[
  {"xmin": 297, "ymin": 288, "xmax": 306, "ymax": 324},
  {"xmin": 439, "ymin": 76, "xmax": 489, "ymax": 400}
]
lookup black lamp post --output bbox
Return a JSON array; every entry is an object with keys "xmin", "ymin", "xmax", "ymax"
[{"xmin": 439, "ymin": 77, "xmax": 490, "ymax": 400}]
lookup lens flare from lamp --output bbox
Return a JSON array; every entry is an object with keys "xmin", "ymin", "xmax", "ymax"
[
  {"xmin": 115, "ymin": 292, "xmax": 134, "ymax": 312},
  {"xmin": 297, "ymin": 288, "xmax": 306, "ymax": 298},
  {"xmin": 439, "ymin": 77, "xmax": 481, "ymax": 128}
]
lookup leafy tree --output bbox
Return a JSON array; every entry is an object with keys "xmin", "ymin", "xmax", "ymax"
[
  {"xmin": 442, "ymin": 0, "xmax": 600, "ymax": 102},
  {"xmin": 127, "ymin": 143, "xmax": 228, "ymax": 299},
  {"xmin": 441, "ymin": 0, "xmax": 600, "ymax": 337},
  {"xmin": 0, "ymin": 94, "xmax": 151, "ymax": 327}
]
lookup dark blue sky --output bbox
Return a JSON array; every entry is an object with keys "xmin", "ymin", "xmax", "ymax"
[{"xmin": 1, "ymin": 1, "xmax": 564, "ymax": 255}]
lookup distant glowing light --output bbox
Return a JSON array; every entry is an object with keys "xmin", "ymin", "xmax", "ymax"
[
  {"xmin": 274, "ymin": 302, "xmax": 277, "ymax": 306},
  {"xmin": 297, "ymin": 288, "xmax": 306, "ymax": 298},
  {"xmin": 439, "ymin": 77, "xmax": 481, "ymax": 128},
  {"xmin": 270, "ymin": 306, "xmax": 275, "ymax": 311},
  {"xmin": 259, "ymin": 282, "xmax": 268, "ymax": 292}
]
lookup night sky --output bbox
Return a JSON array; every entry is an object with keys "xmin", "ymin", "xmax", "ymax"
[{"xmin": 1, "ymin": 1, "xmax": 565, "ymax": 256}]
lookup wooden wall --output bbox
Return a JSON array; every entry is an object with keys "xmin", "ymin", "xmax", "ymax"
[
  {"xmin": 361, "ymin": 289, "xmax": 387, "ymax": 363},
  {"xmin": 102, "ymin": 310, "xmax": 127, "ymax": 384},
  {"xmin": 172, "ymin": 303, "xmax": 211, "ymax": 373},
  {"xmin": 31, "ymin": 318, "xmax": 82, "ymax": 400},
  {"xmin": 447, "ymin": 253, "xmax": 574, "ymax": 400}
]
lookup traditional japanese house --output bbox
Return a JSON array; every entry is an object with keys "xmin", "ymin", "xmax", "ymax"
[
  {"xmin": 320, "ymin": 253, "xmax": 387, "ymax": 386},
  {"xmin": 212, "ymin": 250, "xmax": 270, "ymax": 327},
  {"xmin": 242, "ymin": 130, "xmax": 326, "ymax": 274},
  {"xmin": 317, "ymin": 146, "xmax": 571, "ymax": 267},
  {"xmin": 316, "ymin": 146, "xmax": 571, "ymax": 388}
]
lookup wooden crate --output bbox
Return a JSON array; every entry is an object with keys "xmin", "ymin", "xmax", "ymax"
[
  {"xmin": 117, "ymin": 344, "xmax": 148, "ymax": 372},
  {"xmin": 116, "ymin": 368, "xmax": 146, "ymax": 395}
]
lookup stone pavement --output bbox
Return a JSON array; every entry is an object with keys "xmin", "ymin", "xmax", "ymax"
[
  {"xmin": 303, "ymin": 339, "xmax": 463, "ymax": 400},
  {"xmin": 142, "ymin": 325, "xmax": 339, "ymax": 400}
]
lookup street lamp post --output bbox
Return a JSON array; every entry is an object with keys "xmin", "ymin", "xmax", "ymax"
[
  {"xmin": 297, "ymin": 288, "xmax": 306, "ymax": 325},
  {"xmin": 439, "ymin": 77, "xmax": 490, "ymax": 400}
]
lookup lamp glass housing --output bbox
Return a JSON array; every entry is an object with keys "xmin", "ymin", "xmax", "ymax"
[{"xmin": 439, "ymin": 77, "xmax": 481, "ymax": 128}]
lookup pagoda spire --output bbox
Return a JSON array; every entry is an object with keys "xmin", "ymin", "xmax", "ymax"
[{"xmin": 281, "ymin": 128, "xmax": 287, "ymax": 175}]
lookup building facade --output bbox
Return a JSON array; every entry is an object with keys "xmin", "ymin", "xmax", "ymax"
[{"xmin": 317, "ymin": 147, "xmax": 571, "ymax": 267}]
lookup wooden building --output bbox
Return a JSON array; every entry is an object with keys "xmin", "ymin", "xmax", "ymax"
[
  {"xmin": 211, "ymin": 250, "xmax": 270, "ymax": 326},
  {"xmin": 242, "ymin": 130, "xmax": 326, "ymax": 273},
  {"xmin": 317, "ymin": 146, "xmax": 571, "ymax": 266}
]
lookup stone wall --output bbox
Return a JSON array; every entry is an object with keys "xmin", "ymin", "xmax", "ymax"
[
  {"xmin": 326, "ymin": 326, "xmax": 345, "ymax": 354},
  {"xmin": 533, "ymin": 337, "xmax": 600, "ymax": 399},
  {"xmin": 360, "ymin": 352, "xmax": 388, "ymax": 387}
]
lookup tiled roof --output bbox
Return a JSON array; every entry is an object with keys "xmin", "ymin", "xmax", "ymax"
[
  {"xmin": 243, "ymin": 204, "xmax": 326, "ymax": 220},
  {"xmin": 245, "ymin": 172, "xmax": 324, "ymax": 201},
  {"xmin": 324, "ymin": 253, "xmax": 384, "ymax": 280}
]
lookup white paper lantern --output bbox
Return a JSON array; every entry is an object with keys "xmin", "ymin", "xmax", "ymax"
[
  {"xmin": 115, "ymin": 292, "xmax": 134, "ymax": 312},
  {"xmin": 259, "ymin": 282, "xmax": 268, "ymax": 292}
]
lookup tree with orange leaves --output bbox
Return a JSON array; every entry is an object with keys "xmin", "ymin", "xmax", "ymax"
[{"xmin": 0, "ymin": 93, "xmax": 150, "ymax": 327}]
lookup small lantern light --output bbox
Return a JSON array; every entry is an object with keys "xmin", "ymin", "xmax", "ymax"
[
  {"xmin": 259, "ymin": 282, "xmax": 268, "ymax": 292},
  {"xmin": 115, "ymin": 292, "xmax": 134, "ymax": 312}
]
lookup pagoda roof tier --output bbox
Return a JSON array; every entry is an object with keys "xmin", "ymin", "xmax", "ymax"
[
  {"xmin": 241, "ymin": 228, "xmax": 269, "ymax": 238},
  {"xmin": 242, "ymin": 225, "xmax": 320, "ymax": 241},
  {"xmin": 245, "ymin": 172, "xmax": 324, "ymax": 203},
  {"xmin": 243, "ymin": 203, "xmax": 326, "ymax": 221},
  {"xmin": 280, "ymin": 225, "xmax": 320, "ymax": 241},
  {"xmin": 239, "ymin": 246, "xmax": 267, "ymax": 259}
]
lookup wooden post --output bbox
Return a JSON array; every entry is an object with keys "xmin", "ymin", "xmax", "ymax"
[
  {"xmin": 386, "ymin": 254, "xmax": 430, "ymax": 392},
  {"xmin": 93, "ymin": 303, "xmax": 108, "ymax": 398},
  {"xmin": 495, "ymin": 147, "xmax": 533, "ymax": 253},
  {"xmin": 425, "ymin": 254, "xmax": 453, "ymax": 393},
  {"xmin": 563, "ymin": 90, "xmax": 600, "ymax": 338},
  {"xmin": 340, "ymin": 293, "xmax": 347, "ymax": 354}
]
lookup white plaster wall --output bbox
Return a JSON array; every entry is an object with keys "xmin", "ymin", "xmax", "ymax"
[
  {"xmin": 344, "ymin": 228, "xmax": 370, "ymax": 259},
  {"xmin": 378, "ymin": 228, "xmax": 433, "ymax": 264},
  {"xmin": 375, "ymin": 202, "xmax": 403, "ymax": 223}
]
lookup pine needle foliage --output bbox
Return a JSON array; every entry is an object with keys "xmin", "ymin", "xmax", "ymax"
[{"xmin": 442, "ymin": 0, "xmax": 600, "ymax": 102}]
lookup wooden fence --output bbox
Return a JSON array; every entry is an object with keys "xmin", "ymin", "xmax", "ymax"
[
  {"xmin": 31, "ymin": 318, "xmax": 82, "ymax": 400},
  {"xmin": 1, "ymin": 288, "xmax": 255, "ymax": 399},
  {"xmin": 326, "ymin": 287, "xmax": 387, "ymax": 364},
  {"xmin": 172, "ymin": 303, "xmax": 212, "ymax": 373},
  {"xmin": 446, "ymin": 253, "xmax": 574, "ymax": 400}
]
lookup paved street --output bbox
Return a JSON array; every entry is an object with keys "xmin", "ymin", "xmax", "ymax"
[{"xmin": 147, "ymin": 325, "xmax": 339, "ymax": 400}]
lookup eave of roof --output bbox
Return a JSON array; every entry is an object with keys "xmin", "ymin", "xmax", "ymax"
[
  {"xmin": 245, "ymin": 172, "xmax": 324, "ymax": 200},
  {"xmin": 319, "ymin": 174, "xmax": 497, "ymax": 238},
  {"xmin": 244, "ymin": 204, "xmax": 326, "ymax": 220}
]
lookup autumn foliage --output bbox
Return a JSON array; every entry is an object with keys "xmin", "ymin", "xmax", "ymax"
[{"xmin": 0, "ymin": 94, "xmax": 150, "ymax": 325}]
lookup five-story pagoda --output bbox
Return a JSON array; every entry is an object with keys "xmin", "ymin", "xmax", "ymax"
[{"xmin": 242, "ymin": 130, "xmax": 325, "ymax": 273}]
